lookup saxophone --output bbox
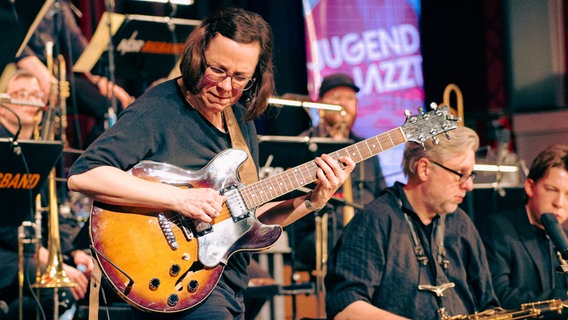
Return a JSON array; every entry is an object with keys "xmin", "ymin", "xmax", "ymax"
[{"xmin": 443, "ymin": 299, "xmax": 566, "ymax": 320}]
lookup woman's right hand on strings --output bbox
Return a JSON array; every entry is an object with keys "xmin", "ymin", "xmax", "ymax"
[{"xmin": 172, "ymin": 187, "xmax": 226, "ymax": 223}]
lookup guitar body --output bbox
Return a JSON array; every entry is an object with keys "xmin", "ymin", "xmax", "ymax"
[{"xmin": 90, "ymin": 149, "xmax": 283, "ymax": 313}]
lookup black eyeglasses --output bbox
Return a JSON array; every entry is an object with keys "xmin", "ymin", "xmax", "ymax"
[
  {"xmin": 204, "ymin": 61, "xmax": 256, "ymax": 91},
  {"xmin": 429, "ymin": 159, "xmax": 476, "ymax": 184}
]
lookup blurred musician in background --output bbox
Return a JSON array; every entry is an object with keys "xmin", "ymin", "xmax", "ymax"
[
  {"xmin": 292, "ymin": 73, "xmax": 386, "ymax": 271},
  {"xmin": 0, "ymin": 70, "xmax": 93, "ymax": 319},
  {"xmin": 0, "ymin": 70, "xmax": 44, "ymax": 139},
  {"xmin": 14, "ymin": 0, "xmax": 133, "ymax": 148},
  {"xmin": 325, "ymin": 126, "xmax": 499, "ymax": 319},
  {"xmin": 479, "ymin": 144, "xmax": 568, "ymax": 310},
  {"xmin": 309, "ymin": 73, "xmax": 387, "ymax": 198}
]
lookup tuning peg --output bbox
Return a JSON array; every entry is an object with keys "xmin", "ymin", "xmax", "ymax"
[
  {"xmin": 404, "ymin": 109, "xmax": 412, "ymax": 117},
  {"xmin": 430, "ymin": 102, "xmax": 438, "ymax": 110},
  {"xmin": 417, "ymin": 107, "xmax": 424, "ymax": 114},
  {"xmin": 445, "ymin": 132, "xmax": 452, "ymax": 140},
  {"xmin": 432, "ymin": 137, "xmax": 440, "ymax": 145}
]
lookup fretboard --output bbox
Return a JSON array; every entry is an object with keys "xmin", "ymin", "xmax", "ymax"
[{"xmin": 241, "ymin": 127, "xmax": 407, "ymax": 209}]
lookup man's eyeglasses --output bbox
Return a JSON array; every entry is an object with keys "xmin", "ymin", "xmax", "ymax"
[
  {"xmin": 8, "ymin": 89, "xmax": 44, "ymax": 101},
  {"xmin": 429, "ymin": 159, "xmax": 476, "ymax": 184},
  {"xmin": 204, "ymin": 62, "xmax": 256, "ymax": 91}
]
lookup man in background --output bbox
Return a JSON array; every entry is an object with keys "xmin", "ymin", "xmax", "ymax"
[
  {"xmin": 325, "ymin": 126, "xmax": 498, "ymax": 319},
  {"xmin": 292, "ymin": 73, "xmax": 386, "ymax": 271},
  {"xmin": 479, "ymin": 144, "xmax": 568, "ymax": 310}
]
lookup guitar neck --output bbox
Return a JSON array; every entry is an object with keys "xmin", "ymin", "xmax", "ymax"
[{"xmin": 241, "ymin": 127, "xmax": 407, "ymax": 208}]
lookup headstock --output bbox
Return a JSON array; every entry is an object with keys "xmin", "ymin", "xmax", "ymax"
[{"xmin": 401, "ymin": 103, "xmax": 460, "ymax": 147}]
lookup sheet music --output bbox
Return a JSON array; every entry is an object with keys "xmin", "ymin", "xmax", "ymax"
[{"xmin": 72, "ymin": 12, "xmax": 126, "ymax": 73}]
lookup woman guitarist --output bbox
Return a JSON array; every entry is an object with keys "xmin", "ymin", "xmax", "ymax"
[{"xmin": 67, "ymin": 7, "xmax": 354, "ymax": 320}]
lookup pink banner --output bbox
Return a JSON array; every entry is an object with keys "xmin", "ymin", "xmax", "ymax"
[{"xmin": 303, "ymin": 0, "xmax": 423, "ymax": 183}]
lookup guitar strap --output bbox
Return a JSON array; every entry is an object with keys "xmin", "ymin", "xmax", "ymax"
[
  {"xmin": 88, "ymin": 257, "xmax": 102, "ymax": 320},
  {"xmin": 223, "ymin": 107, "xmax": 259, "ymax": 184}
]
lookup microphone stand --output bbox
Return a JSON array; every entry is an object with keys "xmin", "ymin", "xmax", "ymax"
[
  {"xmin": 167, "ymin": 0, "xmax": 179, "ymax": 63},
  {"xmin": 267, "ymin": 97, "xmax": 343, "ymax": 113},
  {"xmin": 103, "ymin": 0, "xmax": 117, "ymax": 129},
  {"xmin": 493, "ymin": 124, "xmax": 510, "ymax": 197}
]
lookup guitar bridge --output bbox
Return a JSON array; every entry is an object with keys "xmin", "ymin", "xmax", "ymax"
[
  {"xmin": 158, "ymin": 213, "xmax": 179, "ymax": 250},
  {"xmin": 221, "ymin": 185, "xmax": 250, "ymax": 222}
]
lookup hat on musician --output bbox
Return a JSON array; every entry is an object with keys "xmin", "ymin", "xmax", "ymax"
[{"xmin": 318, "ymin": 73, "xmax": 360, "ymax": 98}]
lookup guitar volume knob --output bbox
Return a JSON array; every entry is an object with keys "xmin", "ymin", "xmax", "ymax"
[
  {"xmin": 170, "ymin": 264, "xmax": 181, "ymax": 277},
  {"xmin": 167, "ymin": 294, "xmax": 179, "ymax": 307},
  {"xmin": 149, "ymin": 278, "xmax": 160, "ymax": 291},
  {"xmin": 187, "ymin": 280, "xmax": 199, "ymax": 293}
]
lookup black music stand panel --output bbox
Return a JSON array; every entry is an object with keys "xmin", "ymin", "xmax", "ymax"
[
  {"xmin": 0, "ymin": 0, "xmax": 45, "ymax": 73},
  {"xmin": 0, "ymin": 138, "xmax": 63, "ymax": 226},
  {"xmin": 90, "ymin": 14, "xmax": 199, "ymax": 90}
]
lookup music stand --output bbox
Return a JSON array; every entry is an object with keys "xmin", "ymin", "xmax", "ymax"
[
  {"xmin": 0, "ymin": 0, "xmax": 48, "ymax": 76},
  {"xmin": 0, "ymin": 138, "xmax": 63, "ymax": 226},
  {"xmin": 258, "ymin": 135, "xmax": 353, "ymax": 169},
  {"xmin": 73, "ymin": 13, "xmax": 200, "ymax": 90}
]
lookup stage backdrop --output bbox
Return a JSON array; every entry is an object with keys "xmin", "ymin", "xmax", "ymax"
[{"xmin": 303, "ymin": 0, "xmax": 423, "ymax": 185}]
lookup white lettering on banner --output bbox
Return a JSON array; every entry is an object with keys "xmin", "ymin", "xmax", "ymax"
[
  {"xmin": 308, "ymin": 24, "xmax": 420, "ymax": 71},
  {"xmin": 340, "ymin": 34, "xmax": 365, "ymax": 66},
  {"xmin": 307, "ymin": 23, "xmax": 422, "ymax": 95},
  {"xmin": 117, "ymin": 31, "xmax": 145, "ymax": 55},
  {"xmin": 352, "ymin": 55, "xmax": 423, "ymax": 94}
]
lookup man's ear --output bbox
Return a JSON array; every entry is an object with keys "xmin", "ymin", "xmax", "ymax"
[
  {"xmin": 525, "ymin": 178, "xmax": 535, "ymax": 198},
  {"xmin": 416, "ymin": 158, "xmax": 430, "ymax": 182}
]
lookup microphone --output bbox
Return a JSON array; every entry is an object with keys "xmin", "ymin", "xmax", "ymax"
[
  {"xmin": 540, "ymin": 213, "xmax": 568, "ymax": 260},
  {"xmin": 0, "ymin": 93, "xmax": 45, "ymax": 108}
]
